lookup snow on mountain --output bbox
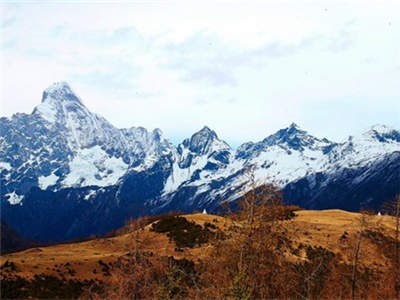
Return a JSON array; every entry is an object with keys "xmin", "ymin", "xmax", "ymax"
[
  {"xmin": 324, "ymin": 125, "xmax": 400, "ymax": 173},
  {"xmin": 237, "ymin": 124, "xmax": 332, "ymax": 180},
  {"xmin": 62, "ymin": 145, "xmax": 128, "ymax": 187},
  {"xmin": 162, "ymin": 124, "xmax": 334, "ymax": 204},
  {"xmin": 5, "ymin": 192, "xmax": 23, "ymax": 205},
  {"xmin": 1, "ymin": 82, "xmax": 399, "ymax": 242},
  {"xmin": 1, "ymin": 82, "xmax": 399, "ymax": 220},
  {"xmin": 33, "ymin": 82, "xmax": 78, "ymax": 123},
  {"xmin": 368, "ymin": 124, "xmax": 400, "ymax": 140},
  {"xmin": 163, "ymin": 126, "xmax": 233, "ymax": 194},
  {"xmin": 38, "ymin": 173, "xmax": 59, "ymax": 190},
  {"xmin": 234, "ymin": 123, "xmax": 400, "ymax": 189},
  {"xmin": 0, "ymin": 162, "xmax": 11, "ymax": 171},
  {"xmin": 0, "ymin": 82, "xmax": 173, "ymax": 204},
  {"xmin": 34, "ymin": 82, "xmax": 125, "ymax": 151},
  {"xmin": 155, "ymin": 122, "xmax": 400, "ymax": 211}
]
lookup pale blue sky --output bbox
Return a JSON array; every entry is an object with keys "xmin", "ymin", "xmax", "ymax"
[{"xmin": 1, "ymin": 0, "xmax": 399, "ymax": 147}]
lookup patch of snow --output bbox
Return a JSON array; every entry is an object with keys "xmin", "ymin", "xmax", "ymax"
[
  {"xmin": 38, "ymin": 173, "xmax": 59, "ymax": 189},
  {"xmin": 193, "ymin": 184, "xmax": 211, "ymax": 196},
  {"xmin": 6, "ymin": 192, "xmax": 23, "ymax": 205},
  {"xmin": 132, "ymin": 154, "xmax": 159, "ymax": 172},
  {"xmin": 244, "ymin": 145, "xmax": 324, "ymax": 186},
  {"xmin": 62, "ymin": 146, "xmax": 128, "ymax": 187},
  {"xmin": 163, "ymin": 153, "xmax": 209, "ymax": 194},
  {"xmin": 164, "ymin": 161, "xmax": 191, "ymax": 193},
  {"xmin": 0, "ymin": 162, "xmax": 11, "ymax": 171},
  {"xmin": 84, "ymin": 190, "xmax": 97, "ymax": 200},
  {"xmin": 208, "ymin": 138, "xmax": 231, "ymax": 153},
  {"xmin": 35, "ymin": 100, "xmax": 57, "ymax": 123}
]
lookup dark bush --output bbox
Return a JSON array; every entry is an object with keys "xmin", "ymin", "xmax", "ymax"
[
  {"xmin": 0, "ymin": 274, "xmax": 102, "ymax": 299},
  {"xmin": 151, "ymin": 216, "xmax": 214, "ymax": 248},
  {"xmin": 161, "ymin": 257, "xmax": 198, "ymax": 298},
  {"xmin": 98, "ymin": 259, "xmax": 111, "ymax": 276},
  {"xmin": 1, "ymin": 260, "xmax": 17, "ymax": 272}
]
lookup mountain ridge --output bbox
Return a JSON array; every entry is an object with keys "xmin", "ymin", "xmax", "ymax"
[{"xmin": 1, "ymin": 82, "xmax": 399, "ymax": 242}]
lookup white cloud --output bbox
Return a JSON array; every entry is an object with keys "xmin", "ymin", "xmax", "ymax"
[{"xmin": 0, "ymin": 0, "xmax": 399, "ymax": 147}]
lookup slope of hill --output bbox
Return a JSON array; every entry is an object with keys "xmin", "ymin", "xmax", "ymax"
[{"xmin": 1, "ymin": 210, "xmax": 398, "ymax": 299}]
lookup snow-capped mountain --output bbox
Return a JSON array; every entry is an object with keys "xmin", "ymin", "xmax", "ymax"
[
  {"xmin": 1, "ymin": 82, "xmax": 399, "ymax": 242},
  {"xmin": 1, "ymin": 82, "xmax": 174, "ymax": 202}
]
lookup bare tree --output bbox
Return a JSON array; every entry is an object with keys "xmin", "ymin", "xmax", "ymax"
[
  {"xmin": 381, "ymin": 194, "xmax": 400, "ymax": 298},
  {"xmin": 223, "ymin": 166, "xmax": 297, "ymax": 299},
  {"xmin": 351, "ymin": 211, "xmax": 370, "ymax": 300}
]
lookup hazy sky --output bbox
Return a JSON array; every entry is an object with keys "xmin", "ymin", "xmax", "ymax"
[{"xmin": 1, "ymin": 1, "xmax": 399, "ymax": 147}]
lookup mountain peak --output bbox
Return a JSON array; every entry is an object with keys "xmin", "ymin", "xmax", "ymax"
[
  {"xmin": 182, "ymin": 126, "xmax": 230, "ymax": 155},
  {"xmin": 42, "ymin": 82, "xmax": 82, "ymax": 104},
  {"xmin": 285, "ymin": 122, "xmax": 305, "ymax": 135},
  {"xmin": 33, "ymin": 82, "xmax": 86, "ymax": 123},
  {"xmin": 369, "ymin": 124, "xmax": 396, "ymax": 134},
  {"xmin": 268, "ymin": 123, "xmax": 306, "ymax": 141},
  {"xmin": 261, "ymin": 123, "xmax": 331, "ymax": 151},
  {"xmin": 198, "ymin": 125, "xmax": 216, "ymax": 135},
  {"xmin": 45, "ymin": 81, "xmax": 72, "ymax": 93},
  {"xmin": 363, "ymin": 124, "xmax": 400, "ymax": 143},
  {"xmin": 189, "ymin": 126, "xmax": 217, "ymax": 152}
]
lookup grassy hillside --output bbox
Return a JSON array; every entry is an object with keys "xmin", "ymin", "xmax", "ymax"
[{"xmin": 1, "ymin": 209, "xmax": 399, "ymax": 299}]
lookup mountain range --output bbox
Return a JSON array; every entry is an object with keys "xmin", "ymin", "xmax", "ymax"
[{"xmin": 1, "ymin": 82, "xmax": 399, "ymax": 242}]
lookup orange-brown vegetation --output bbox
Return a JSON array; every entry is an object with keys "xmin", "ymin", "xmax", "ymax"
[{"xmin": 1, "ymin": 190, "xmax": 399, "ymax": 299}]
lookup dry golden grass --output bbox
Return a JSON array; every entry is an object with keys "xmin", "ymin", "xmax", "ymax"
[
  {"xmin": 1, "ymin": 210, "xmax": 397, "ymax": 282},
  {"xmin": 284, "ymin": 210, "xmax": 396, "ymax": 266}
]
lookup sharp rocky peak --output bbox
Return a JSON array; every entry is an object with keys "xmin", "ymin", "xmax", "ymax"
[
  {"xmin": 181, "ymin": 126, "xmax": 230, "ymax": 155},
  {"xmin": 265, "ymin": 123, "xmax": 306, "ymax": 141},
  {"xmin": 33, "ymin": 82, "xmax": 92, "ymax": 124},
  {"xmin": 42, "ymin": 82, "xmax": 82, "ymax": 104},
  {"xmin": 193, "ymin": 126, "xmax": 217, "ymax": 140},
  {"xmin": 288, "ymin": 122, "xmax": 301, "ymax": 130},
  {"xmin": 236, "ymin": 123, "xmax": 317, "ymax": 159},
  {"xmin": 189, "ymin": 126, "xmax": 216, "ymax": 153},
  {"xmin": 280, "ymin": 122, "xmax": 306, "ymax": 136},
  {"xmin": 261, "ymin": 123, "xmax": 332, "ymax": 151},
  {"xmin": 127, "ymin": 127, "xmax": 165, "ymax": 145}
]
